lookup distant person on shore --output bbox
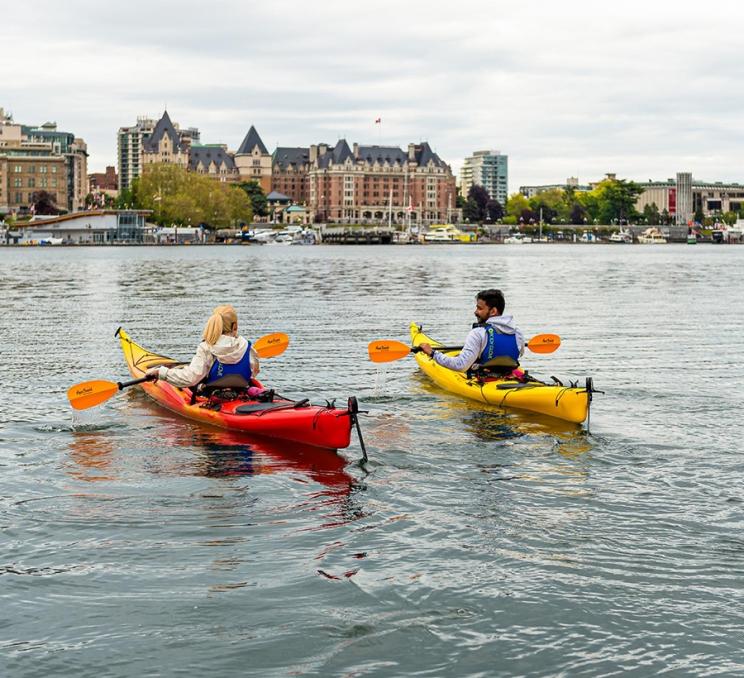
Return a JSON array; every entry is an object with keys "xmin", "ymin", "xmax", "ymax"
[
  {"xmin": 419, "ymin": 289, "xmax": 525, "ymax": 375},
  {"xmin": 146, "ymin": 304, "xmax": 263, "ymax": 394}
]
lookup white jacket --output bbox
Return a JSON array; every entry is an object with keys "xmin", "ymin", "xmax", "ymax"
[
  {"xmin": 156, "ymin": 335, "xmax": 260, "ymax": 388},
  {"xmin": 432, "ymin": 315, "xmax": 525, "ymax": 372}
]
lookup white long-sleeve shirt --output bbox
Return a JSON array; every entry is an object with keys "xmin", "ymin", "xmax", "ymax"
[
  {"xmin": 156, "ymin": 335, "xmax": 260, "ymax": 387},
  {"xmin": 431, "ymin": 315, "xmax": 524, "ymax": 372}
]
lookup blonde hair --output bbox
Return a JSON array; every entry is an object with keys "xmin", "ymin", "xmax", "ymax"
[{"xmin": 202, "ymin": 305, "xmax": 238, "ymax": 345}]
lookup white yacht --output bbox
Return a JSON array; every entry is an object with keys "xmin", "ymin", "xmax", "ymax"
[
  {"xmin": 637, "ymin": 227, "xmax": 667, "ymax": 244},
  {"xmin": 609, "ymin": 229, "xmax": 633, "ymax": 244},
  {"xmin": 503, "ymin": 233, "xmax": 532, "ymax": 244}
]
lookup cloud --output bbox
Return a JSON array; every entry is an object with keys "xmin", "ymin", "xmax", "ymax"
[{"xmin": 3, "ymin": 0, "xmax": 744, "ymax": 191}]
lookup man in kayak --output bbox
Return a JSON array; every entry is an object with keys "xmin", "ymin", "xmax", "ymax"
[
  {"xmin": 418, "ymin": 289, "xmax": 525, "ymax": 374},
  {"xmin": 145, "ymin": 304, "xmax": 265, "ymax": 395}
]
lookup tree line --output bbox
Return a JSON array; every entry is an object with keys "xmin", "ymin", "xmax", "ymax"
[
  {"xmin": 84, "ymin": 164, "xmax": 270, "ymax": 228},
  {"xmin": 462, "ymin": 178, "xmax": 743, "ymax": 227}
]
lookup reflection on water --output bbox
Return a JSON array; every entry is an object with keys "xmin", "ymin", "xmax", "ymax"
[
  {"xmin": 66, "ymin": 430, "xmax": 116, "ymax": 482},
  {"xmin": 155, "ymin": 421, "xmax": 355, "ymax": 493},
  {"xmin": 5, "ymin": 245, "xmax": 744, "ymax": 677}
]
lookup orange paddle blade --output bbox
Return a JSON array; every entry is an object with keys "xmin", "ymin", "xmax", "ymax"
[
  {"xmin": 368, "ymin": 339, "xmax": 412, "ymax": 363},
  {"xmin": 526, "ymin": 333, "xmax": 561, "ymax": 354},
  {"xmin": 67, "ymin": 380, "xmax": 120, "ymax": 410},
  {"xmin": 254, "ymin": 332, "xmax": 289, "ymax": 359}
]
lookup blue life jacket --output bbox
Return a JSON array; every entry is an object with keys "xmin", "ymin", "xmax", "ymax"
[
  {"xmin": 476, "ymin": 323, "xmax": 520, "ymax": 363},
  {"xmin": 206, "ymin": 342, "xmax": 253, "ymax": 385}
]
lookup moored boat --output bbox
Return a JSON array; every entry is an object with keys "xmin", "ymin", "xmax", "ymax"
[
  {"xmin": 409, "ymin": 322, "xmax": 593, "ymax": 424},
  {"xmin": 503, "ymin": 232, "xmax": 532, "ymax": 244},
  {"xmin": 423, "ymin": 224, "xmax": 473, "ymax": 243},
  {"xmin": 637, "ymin": 227, "xmax": 667, "ymax": 244},
  {"xmin": 116, "ymin": 328, "xmax": 357, "ymax": 450},
  {"xmin": 609, "ymin": 229, "xmax": 633, "ymax": 244}
]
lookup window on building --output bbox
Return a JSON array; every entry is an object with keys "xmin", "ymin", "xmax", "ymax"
[
  {"xmin": 51, "ymin": 166, "xmax": 57, "ymax": 174},
  {"xmin": 15, "ymin": 192, "xmax": 22, "ymax": 202},
  {"xmin": 28, "ymin": 178, "xmax": 35, "ymax": 188},
  {"xmin": 40, "ymin": 165, "xmax": 48, "ymax": 174},
  {"xmin": 14, "ymin": 178, "xmax": 21, "ymax": 187},
  {"xmin": 28, "ymin": 165, "xmax": 35, "ymax": 174},
  {"xmin": 14, "ymin": 165, "xmax": 21, "ymax": 173}
]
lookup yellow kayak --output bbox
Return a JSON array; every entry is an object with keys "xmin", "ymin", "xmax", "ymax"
[{"xmin": 410, "ymin": 322, "xmax": 592, "ymax": 424}]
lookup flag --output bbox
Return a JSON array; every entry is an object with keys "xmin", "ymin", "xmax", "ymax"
[{"xmin": 375, "ymin": 117, "xmax": 381, "ymax": 124}]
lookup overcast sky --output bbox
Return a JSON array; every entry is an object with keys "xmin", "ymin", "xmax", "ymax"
[{"xmin": 3, "ymin": 0, "xmax": 743, "ymax": 192}]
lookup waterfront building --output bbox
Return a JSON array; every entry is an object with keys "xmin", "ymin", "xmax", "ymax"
[
  {"xmin": 307, "ymin": 140, "xmax": 457, "ymax": 226},
  {"xmin": 142, "ymin": 111, "xmax": 195, "ymax": 170},
  {"xmin": 234, "ymin": 126, "xmax": 272, "ymax": 193},
  {"xmin": 460, "ymin": 150, "xmax": 508, "ymax": 205},
  {"xmin": 189, "ymin": 144, "xmax": 239, "ymax": 182},
  {"xmin": 88, "ymin": 166, "xmax": 118, "ymax": 192},
  {"xmin": 0, "ymin": 108, "xmax": 74, "ymax": 215},
  {"xmin": 14, "ymin": 209, "xmax": 150, "ymax": 244},
  {"xmin": 23, "ymin": 120, "xmax": 88, "ymax": 212},
  {"xmin": 271, "ymin": 147, "xmax": 310, "ymax": 204},
  {"xmin": 118, "ymin": 112, "xmax": 199, "ymax": 192},
  {"xmin": 520, "ymin": 177, "xmax": 589, "ymax": 198},
  {"xmin": 635, "ymin": 173, "xmax": 744, "ymax": 222},
  {"xmin": 117, "ymin": 116, "xmax": 155, "ymax": 192}
]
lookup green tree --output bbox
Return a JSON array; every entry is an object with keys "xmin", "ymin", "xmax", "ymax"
[
  {"xmin": 722, "ymin": 211, "xmax": 738, "ymax": 225},
  {"xmin": 238, "ymin": 181, "xmax": 268, "ymax": 217},
  {"xmin": 115, "ymin": 187, "xmax": 136, "ymax": 209},
  {"xmin": 642, "ymin": 202, "xmax": 661, "ymax": 226},
  {"xmin": 529, "ymin": 188, "xmax": 564, "ymax": 224},
  {"xmin": 505, "ymin": 193, "xmax": 530, "ymax": 219},
  {"xmin": 590, "ymin": 178, "xmax": 643, "ymax": 224},
  {"xmin": 463, "ymin": 185, "xmax": 490, "ymax": 223},
  {"xmin": 133, "ymin": 164, "xmax": 252, "ymax": 228},
  {"xmin": 485, "ymin": 199, "xmax": 503, "ymax": 222}
]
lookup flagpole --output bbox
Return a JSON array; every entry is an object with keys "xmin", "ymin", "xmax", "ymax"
[{"xmin": 388, "ymin": 188, "xmax": 392, "ymax": 230}]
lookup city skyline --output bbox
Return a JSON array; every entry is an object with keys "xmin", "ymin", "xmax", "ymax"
[{"xmin": 4, "ymin": 0, "xmax": 743, "ymax": 192}]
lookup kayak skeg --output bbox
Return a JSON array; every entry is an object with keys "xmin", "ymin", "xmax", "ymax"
[
  {"xmin": 410, "ymin": 322, "xmax": 593, "ymax": 425},
  {"xmin": 116, "ymin": 328, "xmax": 356, "ymax": 450}
]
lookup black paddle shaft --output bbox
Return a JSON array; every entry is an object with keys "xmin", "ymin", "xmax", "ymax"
[
  {"xmin": 411, "ymin": 345, "xmax": 464, "ymax": 354},
  {"xmin": 117, "ymin": 375, "xmax": 156, "ymax": 390}
]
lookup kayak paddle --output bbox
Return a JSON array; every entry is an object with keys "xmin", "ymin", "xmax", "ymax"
[
  {"xmin": 367, "ymin": 333, "xmax": 561, "ymax": 363},
  {"xmin": 67, "ymin": 331, "xmax": 290, "ymax": 411}
]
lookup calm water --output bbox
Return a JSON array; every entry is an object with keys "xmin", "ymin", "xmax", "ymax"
[{"xmin": 2, "ymin": 243, "xmax": 744, "ymax": 677}]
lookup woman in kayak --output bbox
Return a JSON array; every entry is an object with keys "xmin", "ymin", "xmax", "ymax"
[
  {"xmin": 418, "ymin": 289, "xmax": 525, "ymax": 374},
  {"xmin": 145, "ymin": 304, "xmax": 262, "ymax": 393}
]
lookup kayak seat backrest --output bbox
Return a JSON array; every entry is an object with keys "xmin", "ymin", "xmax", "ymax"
[
  {"xmin": 204, "ymin": 374, "xmax": 252, "ymax": 390},
  {"xmin": 481, "ymin": 356, "xmax": 519, "ymax": 369},
  {"xmin": 469, "ymin": 355, "xmax": 520, "ymax": 380},
  {"xmin": 191, "ymin": 374, "xmax": 253, "ymax": 404}
]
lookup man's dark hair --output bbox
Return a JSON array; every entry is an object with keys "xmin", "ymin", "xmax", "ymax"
[{"xmin": 477, "ymin": 289, "xmax": 505, "ymax": 314}]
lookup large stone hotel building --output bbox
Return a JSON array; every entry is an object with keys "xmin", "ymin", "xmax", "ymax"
[
  {"xmin": 118, "ymin": 111, "xmax": 457, "ymax": 225},
  {"xmin": 0, "ymin": 108, "xmax": 87, "ymax": 215}
]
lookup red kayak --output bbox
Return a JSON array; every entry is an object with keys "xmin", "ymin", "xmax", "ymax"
[{"xmin": 116, "ymin": 328, "xmax": 362, "ymax": 452}]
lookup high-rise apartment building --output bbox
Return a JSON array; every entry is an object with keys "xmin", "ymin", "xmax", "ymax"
[
  {"xmin": 460, "ymin": 150, "xmax": 508, "ymax": 205},
  {"xmin": 117, "ymin": 116, "xmax": 155, "ymax": 192}
]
